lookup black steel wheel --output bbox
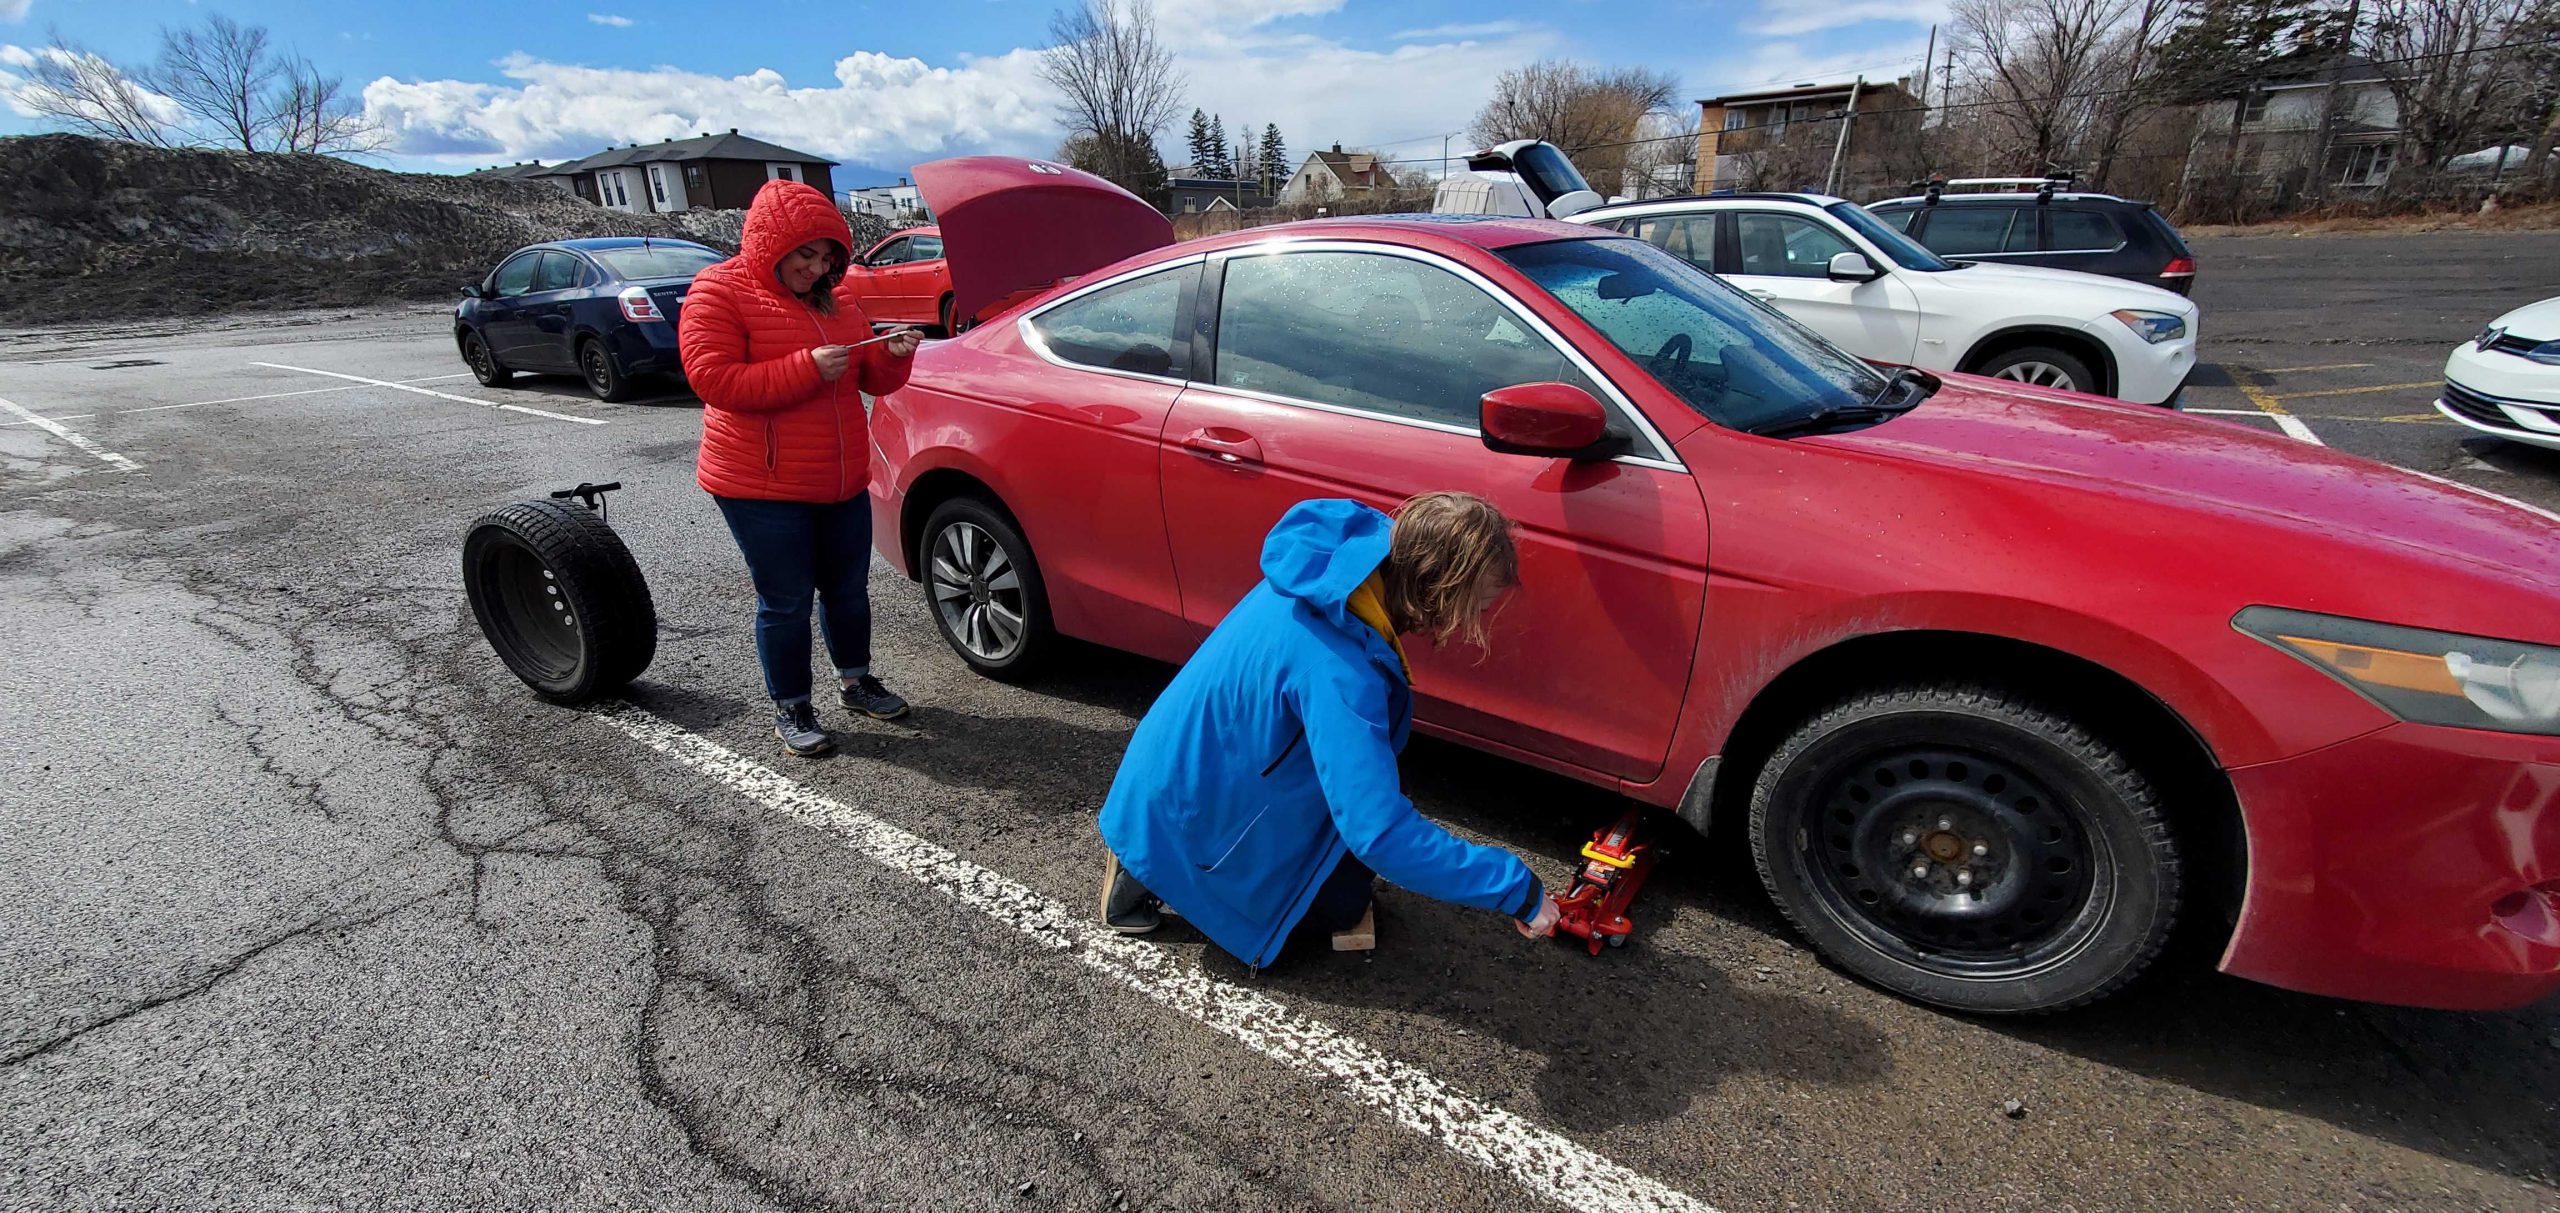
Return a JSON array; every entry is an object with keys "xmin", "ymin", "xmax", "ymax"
[
  {"xmin": 462, "ymin": 330, "xmax": 512, "ymax": 387},
  {"xmin": 463, "ymin": 499, "xmax": 655, "ymax": 703},
  {"xmin": 1749, "ymin": 684, "xmax": 2179, "ymax": 1014},
  {"xmin": 579, "ymin": 338, "xmax": 636, "ymax": 403},
  {"xmin": 919, "ymin": 495, "xmax": 1052, "ymax": 681}
]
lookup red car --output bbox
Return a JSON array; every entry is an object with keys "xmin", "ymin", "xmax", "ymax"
[
  {"xmin": 871, "ymin": 159, "xmax": 2560, "ymax": 1015},
  {"xmin": 843, "ymin": 225, "xmax": 956, "ymax": 333}
]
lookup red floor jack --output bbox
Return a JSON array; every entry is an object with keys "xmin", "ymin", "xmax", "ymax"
[{"xmin": 1553, "ymin": 809, "xmax": 1660, "ymax": 955}]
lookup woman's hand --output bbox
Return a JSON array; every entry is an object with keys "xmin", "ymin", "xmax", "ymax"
[
  {"xmin": 881, "ymin": 328, "xmax": 922, "ymax": 359},
  {"xmin": 1514, "ymin": 893, "xmax": 1561, "ymax": 940},
  {"xmin": 812, "ymin": 344, "xmax": 852, "ymax": 382}
]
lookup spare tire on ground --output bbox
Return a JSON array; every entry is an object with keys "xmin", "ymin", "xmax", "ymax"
[{"xmin": 463, "ymin": 498, "xmax": 655, "ymax": 703}]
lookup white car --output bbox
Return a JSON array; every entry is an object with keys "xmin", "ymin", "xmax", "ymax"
[
  {"xmin": 2438, "ymin": 296, "xmax": 2560, "ymax": 451},
  {"xmin": 1571, "ymin": 193, "xmax": 2200, "ymax": 406}
]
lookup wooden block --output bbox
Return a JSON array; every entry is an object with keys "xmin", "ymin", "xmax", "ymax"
[{"xmin": 1330, "ymin": 906, "xmax": 1376, "ymax": 952}]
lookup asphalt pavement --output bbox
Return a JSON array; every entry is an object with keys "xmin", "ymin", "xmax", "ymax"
[{"xmin": 3, "ymin": 230, "xmax": 2557, "ymax": 1213}]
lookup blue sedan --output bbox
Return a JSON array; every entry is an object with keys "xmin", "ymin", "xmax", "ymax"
[{"xmin": 455, "ymin": 237, "xmax": 726, "ymax": 402}]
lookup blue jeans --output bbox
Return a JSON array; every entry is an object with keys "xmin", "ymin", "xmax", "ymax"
[{"xmin": 713, "ymin": 495, "xmax": 873, "ymax": 705}]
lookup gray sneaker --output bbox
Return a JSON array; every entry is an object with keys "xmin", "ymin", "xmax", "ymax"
[
  {"xmin": 774, "ymin": 701, "xmax": 833, "ymax": 757},
  {"xmin": 839, "ymin": 675, "xmax": 910, "ymax": 721},
  {"xmin": 1099, "ymin": 852, "xmax": 1161, "ymax": 935}
]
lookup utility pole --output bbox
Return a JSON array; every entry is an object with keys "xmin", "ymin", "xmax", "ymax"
[
  {"xmin": 1920, "ymin": 25, "xmax": 1937, "ymax": 107},
  {"xmin": 1825, "ymin": 76, "xmax": 1866, "ymax": 195},
  {"xmin": 2306, "ymin": 0, "xmax": 2363, "ymax": 204}
]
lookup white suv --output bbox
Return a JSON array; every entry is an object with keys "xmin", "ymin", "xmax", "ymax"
[{"xmin": 1573, "ymin": 193, "xmax": 2199, "ymax": 406}]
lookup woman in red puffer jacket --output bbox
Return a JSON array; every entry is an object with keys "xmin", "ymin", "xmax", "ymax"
[{"xmin": 679, "ymin": 178, "xmax": 921, "ymax": 758}]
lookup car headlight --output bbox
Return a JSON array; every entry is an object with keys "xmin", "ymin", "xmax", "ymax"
[
  {"xmin": 2526, "ymin": 339, "xmax": 2560, "ymax": 366},
  {"xmin": 2236, "ymin": 606, "xmax": 2560, "ymax": 735},
  {"xmin": 2111, "ymin": 309, "xmax": 2187, "ymax": 344}
]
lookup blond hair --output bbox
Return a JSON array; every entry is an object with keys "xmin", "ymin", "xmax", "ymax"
[{"xmin": 1382, "ymin": 491, "xmax": 1518, "ymax": 650}]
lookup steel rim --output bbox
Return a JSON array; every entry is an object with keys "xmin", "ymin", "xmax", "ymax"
[
  {"xmin": 582, "ymin": 344, "xmax": 612, "ymax": 393},
  {"xmin": 1795, "ymin": 743, "xmax": 2106, "ymax": 979},
  {"xmin": 466, "ymin": 335, "xmax": 496, "ymax": 382},
  {"xmin": 486, "ymin": 540, "xmax": 581, "ymax": 681},
  {"xmin": 930, "ymin": 520, "xmax": 1026, "ymax": 663},
  {"xmin": 1993, "ymin": 361, "xmax": 2077, "ymax": 390}
]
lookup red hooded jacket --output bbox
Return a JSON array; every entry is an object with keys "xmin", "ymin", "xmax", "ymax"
[{"xmin": 679, "ymin": 180, "xmax": 912, "ymax": 503}]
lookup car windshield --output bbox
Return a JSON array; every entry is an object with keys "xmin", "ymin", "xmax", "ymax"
[
  {"xmin": 589, "ymin": 245, "xmax": 725, "ymax": 280},
  {"xmin": 1826, "ymin": 202, "xmax": 1956, "ymax": 272},
  {"xmin": 1501, "ymin": 237, "xmax": 1888, "ymax": 433}
]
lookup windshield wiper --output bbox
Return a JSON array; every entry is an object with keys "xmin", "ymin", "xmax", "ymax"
[
  {"xmin": 1751, "ymin": 368, "xmax": 1935, "ymax": 438},
  {"xmin": 1868, "ymin": 364, "xmax": 1938, "ymax": 408}
]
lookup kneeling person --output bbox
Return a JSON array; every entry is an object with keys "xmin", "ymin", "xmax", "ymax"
[{"xmin": 1097, "ymin": 492, "xmax": 1561, "ymax": 963}]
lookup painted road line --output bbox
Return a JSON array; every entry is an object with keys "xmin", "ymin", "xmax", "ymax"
[
  {"xmin": 592, "ymin": 702, "xmax": 1717, "ymax": 1213},
  {"xmin": 2184, "ymin": 408, "xmax": 2280, "ymax": 417},
  {"xmin": 250, "ymin": 363, "xmax": 606, "ymax": 426},
  {"xmin": 0, "ymin": 374, "xmax": 479, "ymax": 428},
  {"xmin": 0, "ymin": 392, "xmax": 141, "ymax": 471},
  {"xmin": 2269, "ymin": 381, "xmax": 2438, "ymax": 401},
  {"xmin": 2233, "ymin": 372, "xmax": 2322, "ymax": 446},
  {"xmin": 2259, "ymin": 362, "xmax": 2375, "ymax": 374}
]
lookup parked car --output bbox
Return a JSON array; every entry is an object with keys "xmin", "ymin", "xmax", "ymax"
[
  {"xmin": 1571, "ymin": 193, "xmax": 2199, "ymax": 405},
  {"xmin": 455, "ymin": 237, "xmax": 722, "ymax": 401},
  {"xmin": 2438, "ymin": 295, "xmax": 2560, "ymax": 451},
  {"xmin": 843, "ymin": 225, "xmax": 957, "ymax": 334},
  {"xmin": 1866, "ymin": 182, "xmax": 2198, "ymax": 294},
  {"xmin": 869, "ymin": 157, "xmax": 2560, "ymax": 1017}
]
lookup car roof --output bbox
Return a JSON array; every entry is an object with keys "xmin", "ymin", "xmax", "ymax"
[
  {"xmin": 879, "ymin": 225, "xmax": 942, "ymax": 241},
  {"xmin": 1181, "ymin": 214, "xmax": 1608, "ymax": 254},
  {"xmin": 1581, "ymin": 193, "xmax": 1846, "ymax": 214},
  {"xmin": 1869, "ymin": 192, "xmax": 2149, "ymax": 208},
  {"xmin": 538, "ymin": 237, "xmax": 720, "ymax": 253}
]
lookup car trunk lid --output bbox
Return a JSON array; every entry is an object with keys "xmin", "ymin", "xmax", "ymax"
[{"xmin": 913, "ymin": 156, "xmax": 1174, "ymax": 328}]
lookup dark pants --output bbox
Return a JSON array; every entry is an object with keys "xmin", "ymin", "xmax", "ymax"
[
  {"xmin": 713, "ymin": 494, "xmax": 873, "ymax": 704},
  {"xmin": 1300, "ymin": 853, "xmax": 1375, "ymax": 936}
]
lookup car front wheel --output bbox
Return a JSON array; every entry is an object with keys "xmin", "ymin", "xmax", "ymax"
[
  {"xmin": 1976, "ymin": 346, "xmax": 2097, "ymax": 395},
  {"xmin": 920, "ymin": 496, "xmax": 1053, "ymax": 681},
  {"xmin": 1749, "ymin": 684, "xmax": 2180, "ymax": 1014},
  {"xmin": 463, "ymin": 330, "xmax": 512, "ymax": 387}
]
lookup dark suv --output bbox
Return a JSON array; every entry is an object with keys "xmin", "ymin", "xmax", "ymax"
[{"xmin": 1867, "ymin": 188, "xmax": 2197, "ymax": 295}]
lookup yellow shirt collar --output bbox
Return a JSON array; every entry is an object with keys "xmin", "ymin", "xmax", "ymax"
[{"xmin": 1344, "ymin": 570, "xmax": 1410, "ymax": 680}]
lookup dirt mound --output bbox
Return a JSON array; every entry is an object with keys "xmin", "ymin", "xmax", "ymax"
[{"xmin": 0, "ymin": 134, "xmax": 749, "ymax": 325}]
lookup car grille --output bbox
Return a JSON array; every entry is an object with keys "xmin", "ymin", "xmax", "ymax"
[
  {"xmin": 2486, "ymin": 332, "xmax": 2545, "ymax": 357},
  {"xmin": 2442, "ymin": 379, "xmax": 2558, "ymax": 431}
]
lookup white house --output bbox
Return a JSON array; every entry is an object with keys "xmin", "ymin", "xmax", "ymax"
[{"xmin": 1277, "ymin": 144, "xmax": 1400, "ymax": 206}]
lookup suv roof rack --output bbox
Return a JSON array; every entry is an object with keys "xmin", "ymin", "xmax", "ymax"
[{"xmin": 1907, "ymin": 173, "xmax": 2079, "ymax": 205}]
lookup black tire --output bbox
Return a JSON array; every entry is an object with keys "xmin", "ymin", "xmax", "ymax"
[
  {"xmin": 1748, "ymin": 684, "xmax": 2179, "ymax": 1015},
  {"xmin": 579, "ymin": 337, "xmax": 636, "ymax": 403},
  {"xmin": 463, "ymin": 499, "xmax": 656, "ymax": 703},
  {"xmin": 936, "ymin": 294, "xmax": 956, "ymax": 339},
  {"xmin": 462, "ymin": 330, "xmax": 512, "ymax": 387},
  {"xmin": 919, "ymin": 496, "xmax": 1053, "ymax": 681},
  {"xmin": 1973, "ymin": 345, "xmax": 2099, "ymax": 395}
]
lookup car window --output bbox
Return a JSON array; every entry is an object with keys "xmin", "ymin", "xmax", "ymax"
[
  {"xmin": 590, "ymin": 245, "xmax": 724, "ymax": 279},
  {"xmin": 1502, "ymin": 237, "xmax": 1884, "ymax": 434},
  {"xmin": 2003, "ymin": 212, "xmax": 2041, "ymax": 253},
  {"xmin": 1213, "ymin": 250, "xmax": 1601, "ymax": 431},
  {"xmin": 1916, "ymin": 207, "xmax": 2014, "ymax": 256},
  {"xmin": 910, "ymin": 235, "xmax": 944, "ymax": 261},
  {"xmin": 1029, "ymin": 266, "xmax": 1188, "ymax": 378},
  {"xmin": 533, "ymin": 252, "xmax": 585, "ymax": 293},
  {"xmin": 2050, "ymin": 209, "xmax": 2123, "ymax": 251},
  {"xmin": 1732, "ymin": 212, "xmax": 1855, "ymax": 278},
  {"xmin": 1872, "ymin": 208, "xmax": 1919, "ymax": 233},
  {"xmin": 868, "ymin": 237, "xmax": 910, "ymax": 266},
  {"xmin": 491, "ymin": 253, "xmax": 540, "ymax": 298},
  {"xmin": 1629, "ymin": 215, "xmax": 1716, "ymax": 270}
]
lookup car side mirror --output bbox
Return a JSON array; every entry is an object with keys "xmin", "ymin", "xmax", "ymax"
[
  {"xmin": 1828, "ymin": 251, "xmax": 1883, "ymax": 282},
  {"xmin": 1480, "ymin": 382, "xmax": 1628, "ymax": 461}
]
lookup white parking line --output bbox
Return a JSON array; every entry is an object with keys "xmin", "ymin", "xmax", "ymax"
[
  {"xmin": 251, "ymin": 363, "xmax": 606, "ymax": 426},
  {"xmin": 0, "ymin": 392, "xmax": 141, "ymax": 472},
  {"xmin": 593, "ymin": 702, "xmax": 1716, "ymax": 1213},
  {"xmin": 0, "ymin": 374, "xmax": 478, "ymax": 428}
]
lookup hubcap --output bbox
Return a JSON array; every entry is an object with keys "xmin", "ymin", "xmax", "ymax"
[
  {"xmin": 1993, "ymin": 361, "xmax": 2077, "ymax": 390},
  {"xmin": 930, "ymin": 521, "xmax": 1025, "ymax": 663},
  {"xmin": 1797, "ymin": 745, "xmax": 2101, "ymax": 975}
]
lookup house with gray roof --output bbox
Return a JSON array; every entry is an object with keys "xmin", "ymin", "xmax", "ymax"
[{"xmin": 541, "ymin": 130, "xmax": 839, "ymax": 213}]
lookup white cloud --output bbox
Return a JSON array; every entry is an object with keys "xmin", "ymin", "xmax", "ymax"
[
  {"xmin": 0, "ymin": 0, "xmax": 32, "ymax": 25},
  {"xmin": 586, "ymin": 12, "xmax": 634, "ymax": 27},
  {"xmin": 1689, "ymin": 38, "xmax": 1938, "ymax": 99},
  {"xmin": 0, "ymin": 42, "xmax": 189, "ymax": 126},
  {"xmin": 1748, "ymin": 0, "xmax": 1949, "ymax": 37},
  {"xmin": 1389, "ymin": 20, "xmax": 1528, "ymax": 41}
]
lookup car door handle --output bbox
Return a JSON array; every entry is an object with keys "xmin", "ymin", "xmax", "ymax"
[
  {"xmin": 1179, "ymin": 428, "xmax": 1263, "ymax": 467},
  {"xmin": 1747, "ymin": 289, "xmax": 1776, "ymax": 301}
]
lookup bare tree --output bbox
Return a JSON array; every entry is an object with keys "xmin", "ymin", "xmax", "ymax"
[
  {"xmin": 1471, "ymin": 59, "xmax": 1680, "ymax": 196},
  {"xmin": 1949, "ymin": 0, "xmax": 2136, "ymax": 174},
  {"xmin": 2365, "ymin": 0, "xmax": 2541, "ymax": 188},
  {"xmin": 1621, "ymin": 106, "xmax": 1701, "ymax": 198},
  {"xmin": 1039, "ymin": 0, "xmax": 1186, "ymax": 198},
  {"xmin": 151, "ymin": 13, "xmax": 283, "ymax": 151},
  {"xmin": 15, "ymin": 30, "xmax": 178, "ymax": 146},
  {"xmin": 267, "ymin": 58, "xmax": 382, "ymax": 155}
]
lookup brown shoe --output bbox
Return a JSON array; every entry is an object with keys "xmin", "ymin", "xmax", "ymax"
[{"xmin": 1330, "ymin": 906, "xmax": 1376, "ymax": 952}]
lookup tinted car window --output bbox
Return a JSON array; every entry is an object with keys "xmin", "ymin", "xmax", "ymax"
[
  {"xmin": 1629, "ymin": 214, "xmax": 1716, "ymax": 270},
  {"xmin": 2003, "ymin": 212, "xmax": 2040, "ymax": 252},
  {"xmin": 590, "ymin": 245, "xmax": 724, "ymax": 279},
  {"xmin": 1214, "ymin": 250, "xmax": 1598, "ymax": 430},
  {"xmin": 491, "ymin": 253, "xmax": 540, "ymax": 298},
  {"xmin": 1873, "ymin": 208, "xmax": 1919, "ymax": 232},
  {"xmin": 868, "ymin": 238, "xmax": 910, "ymax": 266},
  {"xmin": 2050, "ymin": 209, "xmax": 2124, "ymax": 251},
  {"xmin": 911, "ymin": 235, "xmax": 944, "ymax": 260},
  {"xmin": 1503, "ymin": 238, "xmax": 1884, "ymax": 433},
  {"xmin": 1030, "ymin": 266, "xmax": 1188, "ymax": 377},
  {"xmin": 1733, "ymin": 212, "xmax": 1855, "ymax": 278},
  {"xmin": 533, "ymin": 252, "xmax": 585, "ymax": 292},
  {"xmin": 1916, "ymin": 207, "xmax": 2014, "ymax": 255}
]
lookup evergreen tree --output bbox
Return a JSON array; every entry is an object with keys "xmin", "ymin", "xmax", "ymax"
[
  {"xmin": 1259, "ymin": 124, "xmax": 1287, "ymax": 192},
  {"xmin": 1185, "ymin": 108, "xmax": 1214, "ymax": 176},
  {"xmin": 1206, "ymin": 113, "xmax": 1231, "ymax": 177}
]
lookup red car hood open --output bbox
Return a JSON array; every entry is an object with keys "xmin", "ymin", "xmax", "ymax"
[{"xmin": 913, "ymin": 156, "xmax": 1174, "ymax": 328}]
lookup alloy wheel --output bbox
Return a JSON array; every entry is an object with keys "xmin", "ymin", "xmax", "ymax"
[
  {"xmin": 930, "ymin": 520, "xmax": 1027, "ymax": 663},
  {"xmin": 1992, "ymin": 361, "xmax": 2078, "ymax": 391}
]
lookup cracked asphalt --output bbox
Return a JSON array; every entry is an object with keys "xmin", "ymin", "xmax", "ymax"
[{"xmin": 4, "ymin": 229, "xmax": 2557, "ymax": 1213}]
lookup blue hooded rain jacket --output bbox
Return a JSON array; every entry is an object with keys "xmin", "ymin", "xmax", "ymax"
[{"xmin": 1098, "ymin": 499, "xmax": 1544, "ymax": 968}]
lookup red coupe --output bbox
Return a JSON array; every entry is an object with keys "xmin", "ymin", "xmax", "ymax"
[
  {"xmin": 843, "ymin": 225, "xmax": 956, "ymax": 334},
  {"xmin": 870, "ymin": 159, "xmax": 2560, "ymax": 1015}
]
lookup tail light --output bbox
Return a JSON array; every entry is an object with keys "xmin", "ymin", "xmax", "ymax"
[
  {"xmin": 2159, "ymin": 256, "xmax": 2196, "ymax": 279},
  {"xmin": 618, "ymin": 286, "xmax": 665, "ymax": 322}
]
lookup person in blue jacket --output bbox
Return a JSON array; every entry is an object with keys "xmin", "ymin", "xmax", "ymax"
[{"xmin": 1096, "ymin": 492, "xmax": 1562, "ymax": 967}]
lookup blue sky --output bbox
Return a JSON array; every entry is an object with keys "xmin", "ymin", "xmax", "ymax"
[{"xmin": 0, "ymin": 0, "xmax": 1945, "ymax": 184}]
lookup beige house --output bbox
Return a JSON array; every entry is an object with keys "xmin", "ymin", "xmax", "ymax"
[
  {"xmin": 1691, "ymin": 78, "xmax": 1922, "ymax": 194},
  {"xmin": 1277, "ymin": 144, "xmax": 1399, "ymax": 206}
]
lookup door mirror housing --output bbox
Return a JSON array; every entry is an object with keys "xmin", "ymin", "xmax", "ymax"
[
  {"xmin": 465, "ymin": 284, "xmax": 493, "ymax": 300},
  {"xmin": 1828, "ymin": 251, "xmax": 1883, "ymax": 282},
  {"xmin": 1480, "ymin": 382, "xmax": 1628, "ymax": 460}
]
